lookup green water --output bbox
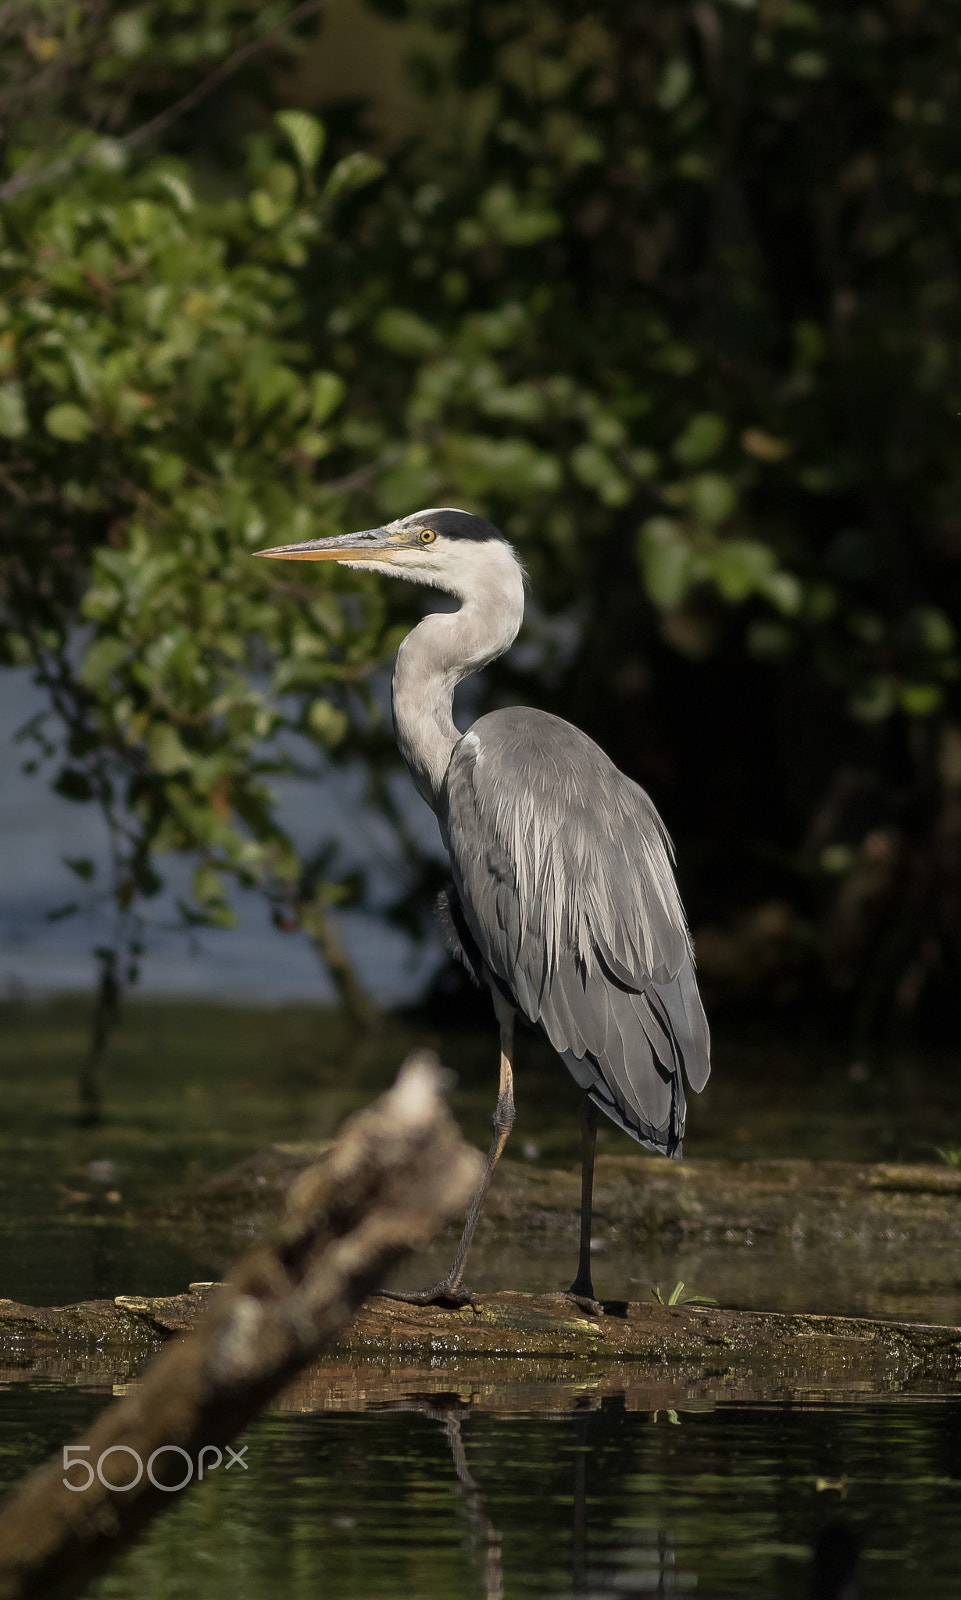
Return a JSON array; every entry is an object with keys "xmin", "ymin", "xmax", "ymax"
[
  {"xmin": 4, "ymin": 998, "xmax": 961, "ymax": 1595},
  {"xmin": 4, "ymin": 996, "xmax": 961, "ymax": 1310},
  {"xmin": 1, "ymin": 1387, "xmax": 960, "ymax": 1597}
]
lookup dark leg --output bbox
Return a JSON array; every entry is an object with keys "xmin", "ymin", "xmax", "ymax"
[
  {"xmin": 379, "ymin": 1012, "xmax": 515, "ymax": 1307},
  {"xmin": 541, "ymin": 1094, "xmax": 602, "ymax": 1314},
  {"xmin": 568, "ymin": 1096, "xmax": 602, "ymax": 1312},
  {"xmin": 569, "ymin": 1096, "xmax": 598, "ymax": 1298}
]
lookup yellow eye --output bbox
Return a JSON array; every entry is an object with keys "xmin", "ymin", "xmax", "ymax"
[{"xmin": 419, "ymin": 528, "xmax": 437, "ymax": 544}]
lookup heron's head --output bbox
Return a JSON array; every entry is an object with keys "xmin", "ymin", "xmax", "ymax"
[{"xmin": 255, "ymin": 507, "xmax": 521, "ymax": 598}]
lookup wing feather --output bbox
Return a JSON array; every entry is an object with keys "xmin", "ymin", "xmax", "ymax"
[{"xmin": 442, "ymin": 707, "xmax": 711, "ymax": 1155}]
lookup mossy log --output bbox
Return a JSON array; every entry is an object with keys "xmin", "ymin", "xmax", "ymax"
[
  {"xmin": 6, "ymin": 1147, "xmax": 961, "ymax": 1402},
  {"xmin": 3, "ymin": 1286, "xmax": 960, "ymax": 1401},
  {"xmin": 170, "ymin": 1147, "xmax": 961, "ymax": 1253}
]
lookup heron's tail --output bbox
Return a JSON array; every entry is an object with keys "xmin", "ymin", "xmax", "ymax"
[{"xmin": 554, "ymin": 959, "xmax": 710, "ymax": 1158}]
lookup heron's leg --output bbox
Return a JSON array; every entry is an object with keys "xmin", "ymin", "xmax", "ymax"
[
  {"xmin": 379, "ymin": 1010, "xmax": 515, "ymax": 1308},
  {"xmin": 568, "ymin": 1095, "xmax": 600, "ymax": 1307},
  {"xmin": 444, "ymin": 1010, "xmax": 515, "ymax": 1291}
]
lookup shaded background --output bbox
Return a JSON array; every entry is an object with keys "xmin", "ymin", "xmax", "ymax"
[{"xmin": 3, "ymin": 0, "xmax": 961, "ymax": 1057}]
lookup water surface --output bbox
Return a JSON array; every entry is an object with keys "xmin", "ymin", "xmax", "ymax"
[
  {"xmin": 2, "ymin": 1387, "xmax": 959, "ymax": 1598},
  {"xmin": 4, "ymin": 1000, "xmax": 961, "ymax": 1596}
]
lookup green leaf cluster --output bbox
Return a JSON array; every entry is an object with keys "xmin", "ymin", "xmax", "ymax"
[
  {"xmin": 0, "ymin": 83, "xmax": 390, "ymax": 994},
  {"xmin": 5, "ymin": 0, "xmax": 961, "ymax": 1034}
]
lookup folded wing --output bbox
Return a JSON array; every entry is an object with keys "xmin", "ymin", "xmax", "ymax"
[{"xmin": 442, "ymin": 708, "xmax": 710, "ymax": 1156}]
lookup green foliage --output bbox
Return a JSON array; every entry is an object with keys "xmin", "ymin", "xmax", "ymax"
[
  {"xmin": 347, "ymin": 0, "xmax": 961, "ymax": 1033},
  {"xmin": 651, "ymin": 1281, "xmax": 718, "ymax": 1308},
  {"xmin": 0, "ymin": 54, "xmax": 393, "ymax": 1006},
  {"xmin": 4, "ymin": 0, "xmax": 961, "ymax": 1037}
]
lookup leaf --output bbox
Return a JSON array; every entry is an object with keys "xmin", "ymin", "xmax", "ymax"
[
  {"xmin": 153, "ymin": 171, "xmax": 194, "ymax": 214},
  {"xmin": 477, "ymin": 183, "xmax": 560, "ymax": 245},
  {"xmin": 912, "ymin": 607, "xmax": 956, "ymax": 656},
  {"xmin": 25, "ymin": 29, "xmax": 60, "ymax": 62},
  {"xmin": 688, "ymin": 472, "xmax": 736, "ymax": 527},
  {"xmin": 307, "ymin": 699, "xmax": 348, "ymax": 745},
  {"xmin": 323, "ymin": 152, "xmax": 385, "ymax": 202},
  {"xmin": 374, "ymin": 309, "xmax": 442, "ymax": 356},
  {"xmin": 134, "ymin": 865, "xmax": 163, "ymax": 898},
  {"xmin": 111, "ymin": 11, "xmax": 150, "ymax": 58},
  {"xmin": 251, "ymin": 363, "xmax": 298, "ymax": 416},
  {"xmin": 63, "ymin": 856, "xmax": 96, "ymax": 882},
  {"xmin": 53, "ymin": 768, "xmax": 93, "ymax": 802},
  {"xmin": 192, "ymin": 865, "xmax": 227, "ymax": 904},
  {"xmin": 45, "ymin": 403, "xmax": 93, "ymax": 442},
  {"xmin": 747, "ymin": 620, "xmax": 794, "ymax": 659},
  {"xmin": 175, "ymin": 896, "xmax": 236, "ymax": 929},
  {"xmin": 657, "ymin": 58, "xmax": 693, "ymax": 111},
  {"xmin": 653, "ymin": 1280, "xmax": 718, "ymax": 1307},
  {"xmin": 309, "ymin": 370, "xmax": 346, "ymax": 424},
  {"xmin": 250, "ymin": 189, "xmax": 282, "ymax": 228},
  {"xmin": 147, "ymin": 451, "xmax": 186, "ymax": 491},
  {"xmin": 91, "ymin": 139, "xmax": 127, "ymax": 174},
  {"xmin": 80, "ymin": 635, "xmax": 127, "ymax": 688},
  {"xmin": 901, "ymin": 683, "xmax": 942, "ymax": 716},
  {"xmin": 275, "ymin": 110, "xmax": 325, "ymax": 171},
  {"xmin": 849, "ymin": 677, "xmax": 897, "ymax": 723},
  {"xmin": 741, "ymin": 427, "xmax": 791, "ymax": 462},
  {"xmin": 760, "ymin": 570, "xmax": 803, "ymax": 616},
  {"xmin": 637, "ymin": 518, "xmax": 695, "ymax": 608},
  {"xmin": 148, "ymin": 723, "xmax": 192, "ymax": 774},
  {"xmin": 295, "ymin": 429, "xmax": 331, "ymax": 459},
  {"xmin": 46, "ymin": 902, "xmax": 80, "ymax": 922},
  {"xmin": 571, "ymin": 441, "xmax": 631, "ymax": 505},
  {"xmin": 674, "ymin": 412, "xmax": 727, "ymax": 466},
  {"xmin": 0, "ymin": 383, "xmax": 27, "ymax": 438},
  {"xmin": 710, "ymin": 540, "xmax": 775, "ymax": 602}
]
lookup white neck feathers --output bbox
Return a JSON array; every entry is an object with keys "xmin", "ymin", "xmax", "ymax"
[{"xmin": 390, "ymin": 540, "xmax": 526, "ymax": 808}]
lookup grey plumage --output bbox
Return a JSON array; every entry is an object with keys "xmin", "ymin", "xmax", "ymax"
[{"xmin": 442, "ymin": 707, "xmax": 709, "ymax": 1155}]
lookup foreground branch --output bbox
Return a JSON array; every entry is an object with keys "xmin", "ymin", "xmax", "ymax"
[{"xmin": 0, "ymin": 1052, "xmax": 482, "ymax": 1600}]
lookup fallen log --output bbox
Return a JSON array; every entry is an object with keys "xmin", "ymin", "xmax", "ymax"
[
  {"xmin": 164, "ymin": 1147, "xmax": 961, "ymax": 1255},
  {"xmin": 0, "ymin": 1053, "xmax": 481, "ymax": 1600},
  {"xmin": 3, "ymin": 1285, "xmax": 961, "ymax": 1401}
]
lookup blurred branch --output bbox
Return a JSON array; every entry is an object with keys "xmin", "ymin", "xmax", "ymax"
[
  {"xmin": 309, "ymin": 908, "xmax": 381, "ymax": 1034},
  {"xmin": 0, "ymin": 0, "xmax": 325, "ymax": 202},
  {"xmin": 0, "ymin": 1052, "xmax": 482, "ymax": 1600},
  {"xmin": 77, "ymin": 946, "xmax": 121, "ymax": 1127}
]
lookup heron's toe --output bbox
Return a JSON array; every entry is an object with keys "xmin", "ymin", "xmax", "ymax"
[
  {"xmin": 567, "ymin": 1292, "xmax": 605, "ymax": 1317},
  {"xmin": 539, "ymin": 1288, "xmax": 605, "ymax": 1318},
  {"xmin": 376, "ymin": 1281, "xmax": 479, "ymax": 1310}
]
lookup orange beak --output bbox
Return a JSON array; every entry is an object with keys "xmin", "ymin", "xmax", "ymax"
[{"xmin": 254, "ymin": 528, "xmax": 396, "ymax": 562}]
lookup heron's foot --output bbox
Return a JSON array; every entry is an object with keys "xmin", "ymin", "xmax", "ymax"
[
  {"xmin": 377, "ymin": 1279, "xmax": 479, "ymax": 1310},
  {"xmin": 567, "ymin": 1291, "xmax": 604, "ymax": 1316},
  {"xmin": 540, "ymin": 1286, "xmax": 605, "ymax": 1317}
]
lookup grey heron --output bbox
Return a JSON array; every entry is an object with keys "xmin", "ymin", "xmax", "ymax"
[{"xmin": 256, "ymin": 507, "xmax": 710, "ymax": 1309}]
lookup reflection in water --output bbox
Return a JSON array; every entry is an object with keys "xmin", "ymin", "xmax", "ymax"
[
  {"xmin": 0, "ymin": 1388, "xmax": 952, "ymax": 1597},
  {"xmin": 444, "ymin": 1411, "xmax": 504, "ymax": 1600},
  {"xmin": 810, "ymin": 1523, "xmax": 861, "ymax": 1600},
  {"xmin": 413, "ymin": 1396, "xmax": 865, "ymax": 1600},
  {"xmin": 381, "ymin": 1399, "xmax": 505, "ymax": 1600}
]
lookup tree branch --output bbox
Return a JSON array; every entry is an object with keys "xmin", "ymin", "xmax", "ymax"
[{"xmin": 0, "ymin": 1053, "xmax": 482, "ymax": 1600}]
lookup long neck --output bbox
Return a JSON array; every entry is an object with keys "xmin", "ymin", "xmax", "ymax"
[{"xmin": 391, "ymin": 544, "xmax": 525, "ymax": 809}]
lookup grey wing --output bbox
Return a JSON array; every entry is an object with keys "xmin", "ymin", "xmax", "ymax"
[{"xmin": 442, "ymin": 709, "xmax": 710, "ymax": 1157}]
